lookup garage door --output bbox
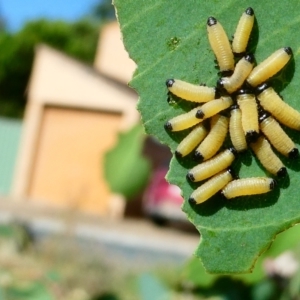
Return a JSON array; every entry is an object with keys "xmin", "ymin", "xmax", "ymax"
[{"xmin": 27, "ymin": 105, "xmax": 122, "ymax": 215}]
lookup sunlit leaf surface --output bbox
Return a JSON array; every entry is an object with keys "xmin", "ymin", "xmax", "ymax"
[{"xmin": 114, "ymin": 0, "xmax": 300, "ymax": 273}]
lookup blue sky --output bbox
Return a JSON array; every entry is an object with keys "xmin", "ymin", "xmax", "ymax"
[{"xmin": 1, "ymin": 0, "xmax": 100, "ymax": 32}]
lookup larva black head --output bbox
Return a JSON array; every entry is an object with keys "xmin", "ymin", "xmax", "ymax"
[
  {"xmin": 269, "ymin": 179, "xmax": 277, "ymax": 190},
  {"xmin": 244, "ymin": 53, "xmax": 255, "ymax": 64},
  {"xmin": 194, "ymin": 151, "xmax": 204, "ymax": 161},
  {"xmin": 214, "ymin": 87, "xmax": 221, "ymax": 99},
  {"xmin": 228, "ymin": 147, "xmax": 238, "ymax": 157},
  {"xmin": 220, "ymin": 190, "xmax": 227, "ymax": 199},
  {"xmin": 288, "ymin": 148, "xmax": 299, "ymax": 159},
  {"xmin": 186, "ymin": 172, "xmax": 195, "ymax": 182},
  {"xmin": 227, "ymin": 167, "xmax": 239, "ymax": 179},
  {"xmin": 166, "ymin": 79, "xmax": 175, "ymax": 88},
  {"xmin": 175, "ymin": 150, "xmax": 182, "ymax": 158},
  {"xmin": 258, "ymin": 108, "xmax": 270, "ymax": 123},
  {"xmin": 256, "ymin": 82, "xmax": 270, "ymax": 95},
  {"xmin": 207, "ymin": 17, "xmax": 217, "ymax": 26},
  {"xmin": 164, "ymin": 121, "xmax": 173, "ymax": 131},
  {"xmin": 246, "ymin": 130, "xmax": 259, "ymax": 143},
  {"xmin": 235, "ymin": 88, "xmax": 254, "ymax": 96},
  {"xmin": 188, "ymin": 197, "xmax": 197, "ymax": 206},
  {"xmin": 196, "ymin": 109, "xmax": 205, "ymax": 119},
  {"xmin": 277, "ymin": 167, "xmax": 287, "ymax": 178},
  {"xmin": 230, "ymin": 104, "xmax": 239, "ymax": 111},
  {"xmin": 284, "ymin": 47, "xmax": 292, "ymax": 56},
  {"xmin": 245, "ymin": 7, "xmax": 254, "ymax": 16},
  {"xmin": 216, "ymin": 78, "xmax": 225, "ymax": 91}
]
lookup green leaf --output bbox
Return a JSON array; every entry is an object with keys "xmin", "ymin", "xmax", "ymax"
[
  {"xmin": 138, "ymin": 273, "xmax": 171, "ymax": 300},
  {"xmin": 104, "ymin": 124, "xmax": 151, "ymax": 199},
  {"xmin": 7, "ymin": 282, "xmax": 53, "ymax": 300},
  {"xmin": 114, "ymin": 0, "xmax": 300, "ymax": 273},
  {"xmin": 181, "ymin": 224, "xmax": 300, "ymax": 287}
]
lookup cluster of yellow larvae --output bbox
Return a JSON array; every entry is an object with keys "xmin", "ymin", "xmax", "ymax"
[{"xmin": 164, "ymin": 7, "xmax": 300, "ymax": 205}]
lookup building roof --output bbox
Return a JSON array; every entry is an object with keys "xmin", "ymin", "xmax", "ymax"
[
  {"xmin": 28, "ymin": 44, "xmax": 137, "ymax": 119},
  {"xmin": 94, "ymin": 22, "xmax": 136, "ymax": 84}
]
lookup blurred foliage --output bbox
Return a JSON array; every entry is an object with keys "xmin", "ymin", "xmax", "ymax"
[
  {"xmin": 104, "ymin": 124, "xmax": 151, "ymax": 200},
  {"xmin": 138, "ymin": 273, "xmax": 170, "ymax": 300},
  {"xmin": 0, "ymin": 222, "xmax": 141, "ymax": 300},
  {"xmin": 92, "ymin": 0, "xmax": 116, "ymax": 21},
  {"xmin": 1, "ymin": 221, "xmax": 300, "ymax": 299},
  {"xmin": 0, "ymin": 19, "xmax": 99, "ymax": 118},
  {"xmin": 179, "ymin": 224, "xmax": 300, "ymax": 299},
  {"xmin": 0, "ymin": 0, "xmax": 118, "ymax": 119}
]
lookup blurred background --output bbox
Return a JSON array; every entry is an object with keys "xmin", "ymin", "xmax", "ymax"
[{"xmin": 0, "ymin": 0, "xmax": 299, "ymax": 299}]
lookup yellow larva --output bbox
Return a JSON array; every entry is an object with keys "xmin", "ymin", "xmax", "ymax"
[
  {"xmin": 207, "ymin": 17, "xmax": 235, "ymax": 75},
  {"xmin": 164, "ymin": 106, "xmax": 202, "ymax": 132},
  {"xmin": 195, "ymin": 96, "xmax": 233, "ymax": 119},
  {"xmin": 246, "ymin": 47, "xmax": 292, "ymax": 87},
  {"xmin": 217, "ymin": 53, "xmax": 254, "ymax": 94},
  {"xmin": 232, "ymin": 7, "xmax": 255, "ymax": 56},
  {"xmin": 189, "ymin": 168, "xmax": 234, "ymax": 204},
  {"xmin": 256, "ymin": 83, "xmax": 300, "ymax": 130},
  {"xmin": 229, "ymin": 105, "xmax": 247, "ymax": 152},
  {"xmin": 259, "ymin": 110, "xmax": 299, "ymax": 159},
  {"xmin": 250, "ymin": 136, "xmax": 287, "ymax": 177},
  {"xmin": 236, "ymin": 89, "xmax": 259, "ymax": 142},
  {"xmin": 166, "ymin": 79, "xmax": 217, "ymax": 102},
  {"xmin": 175, "ymin": 123, "xmax": 208, "ymax": 158},
  {"xmin": 221, "ymin": 177, "xmax": 276, "ymax": 199},
  {"xmin": 194, "ymin": 114, "xmax": 229, "ymax": 160},
  {"xmin": 187, "ymin": 148, "xmax": 237, "ymax": 182}
]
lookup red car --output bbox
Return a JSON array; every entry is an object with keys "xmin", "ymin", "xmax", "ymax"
[{"xmin": 142, "ymin": 167, "xmax": 187, "ymax": 225}]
